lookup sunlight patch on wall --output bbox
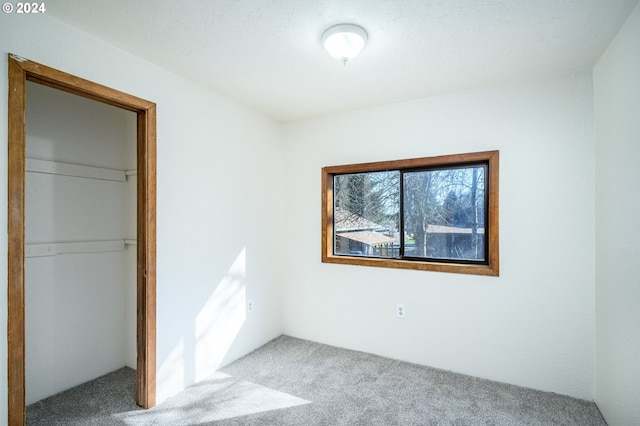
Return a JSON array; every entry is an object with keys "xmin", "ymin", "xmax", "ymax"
[
  {"xmin": 157, "ymin": 248, "xmax": 248, "ymax": 403},
  {"xmin": 194, "ymin": 247, "xmax": 247, "ymax": 381},
  {"xmin": 156, "ymin": 338, "xmax": 186, "ymax": 396}
]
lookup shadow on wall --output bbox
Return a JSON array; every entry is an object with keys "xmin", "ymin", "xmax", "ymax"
[{"xmin": 157, "ymin": 247, "xmax": 248, "ymax": 397}]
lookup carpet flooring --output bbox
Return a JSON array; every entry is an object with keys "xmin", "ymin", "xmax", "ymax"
[{"xmin": 27, "ymin": 335, "xmax": 606, "ymax": 425}]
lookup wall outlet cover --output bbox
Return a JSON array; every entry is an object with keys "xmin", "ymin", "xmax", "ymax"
[{"xmin": 396, "ymin": 303, "xmax": 405, "ymax": 319}]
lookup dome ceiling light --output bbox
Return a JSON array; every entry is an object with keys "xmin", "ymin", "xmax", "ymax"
[{"xmin": 321, "ymin": 23, "xmax": 368, "ymax": 65}]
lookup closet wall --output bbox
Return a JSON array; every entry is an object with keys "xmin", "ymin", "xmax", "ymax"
[{"xmin": 24, "ymin": 82, "xmax": 137, "ymax": 404}]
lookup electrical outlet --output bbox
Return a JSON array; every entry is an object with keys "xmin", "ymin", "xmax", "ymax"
[
  {"xmin": 248, "ymin": 300, "xmax": 254, "ymax": 313},
  {"xmin": 396, "ymin": 303, "xmax": 405, "ymax": 319}
]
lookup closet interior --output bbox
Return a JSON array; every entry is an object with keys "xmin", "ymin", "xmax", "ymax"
[{"xmin": 24, "ymin": 81, "xmax": 137, "ymax": 405}]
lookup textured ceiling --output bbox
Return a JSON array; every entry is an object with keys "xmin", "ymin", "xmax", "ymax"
[{"xmin": 48, "ymin": 0, "xmax": 638, "ymax": 123}]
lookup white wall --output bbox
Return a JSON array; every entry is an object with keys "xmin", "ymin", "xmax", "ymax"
[
  {"xmin": 24, "ymin": 82, "xmax": 136, "ymax": 404},
  {"xmin": 283, "ymin": 71, "xmax": 596, "ymax": 400},
  {"xmin": 0, "ymin": 11, "xmax": 284, "ymax": 415},
  {"xmin": 594, "ymin": 2, "xmax": 640, "ymax": 424}
]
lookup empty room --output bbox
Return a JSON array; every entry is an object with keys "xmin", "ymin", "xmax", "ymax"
[{"xmin": 1, "ymin": 0, "xmax": 639, "ymax": 425}]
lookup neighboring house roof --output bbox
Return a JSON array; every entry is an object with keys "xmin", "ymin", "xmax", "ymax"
[
  {"xmin": 426, "ymin": 225, "xmax": 485, "ymax": 234},
  {"xmin": 334, "ymin": 207, "xmax": 383, "ymax": 232},
  {"xmin": 335, "ymin": 209, "xmax": 483, "ymax": 247},
  {"xmin": 336, "ymin": 231, "xmax": 398, "ymax": 246}
]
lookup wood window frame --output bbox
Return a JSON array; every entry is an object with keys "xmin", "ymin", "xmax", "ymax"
[
  {"xmin": 7, "ymin": 54, "xmax": 157, "ymax": 424},
  {"xmin": 322, "ymin": 150, "xmax": 499, "ymax": 276}
]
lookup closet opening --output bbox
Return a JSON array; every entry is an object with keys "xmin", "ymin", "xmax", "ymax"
[{"xmin": 7, "ymin": 54, "xmax": 157, "ymax": 424}]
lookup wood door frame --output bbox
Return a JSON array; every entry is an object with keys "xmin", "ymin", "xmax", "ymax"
[{"xmin": 7, "ymin": 54, "xmax": 156, "ymax": 424}]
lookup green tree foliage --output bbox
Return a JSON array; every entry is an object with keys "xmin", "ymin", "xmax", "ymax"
[{"xmin": 334, "ymin": 171, "xmax": 399, "ymax": 227}]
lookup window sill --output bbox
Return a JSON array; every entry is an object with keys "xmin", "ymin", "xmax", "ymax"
[{"xmin": 322, "ymin": 253, "xmax": 499, "ymax": 276}]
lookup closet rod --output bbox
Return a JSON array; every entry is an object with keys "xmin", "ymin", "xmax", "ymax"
[
  {"xmin": 25, "ymin": 240, "xmax": 136, "ymax": 258},
  {"xmin": 26, "ymin": 158, "xmax": 127, "ymax": 182}
]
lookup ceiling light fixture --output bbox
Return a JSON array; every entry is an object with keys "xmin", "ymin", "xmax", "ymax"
[{"xmin": 322, "ymin": 23, "xmax": 368, "ymax": 65}]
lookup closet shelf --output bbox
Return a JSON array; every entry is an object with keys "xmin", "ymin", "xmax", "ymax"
[
  {"xmin": 26, "ymin": 158, "xmax": 136, "ymax": 182},
  {"xmin": 26, "ymin": 239, "xmax": 136, "ymax": 258}
]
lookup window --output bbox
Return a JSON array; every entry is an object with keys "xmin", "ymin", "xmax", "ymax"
[{"xmin": 322, "ymin": 151, "xmax": 499, "ymax": 276}]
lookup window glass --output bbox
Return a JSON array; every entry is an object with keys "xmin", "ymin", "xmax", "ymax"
[
  {"xmin": 403, "ymin": 165, "xmax": 486, "ymax": 262},
  {"xmin": 333, "ymin": 171, "xmax": 400, "ymax": 257}
]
